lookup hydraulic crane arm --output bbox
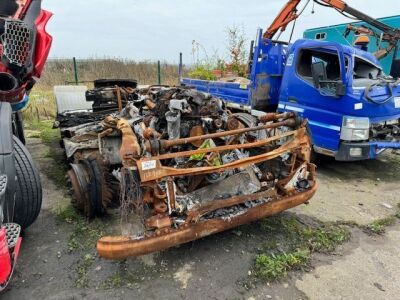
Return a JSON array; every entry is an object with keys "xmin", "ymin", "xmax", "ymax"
[{"xmin": 264, "ymin": 0, "xmax": 400, "ymax": 40}]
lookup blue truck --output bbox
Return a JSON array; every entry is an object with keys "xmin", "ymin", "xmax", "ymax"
[
  {"xmin": 304, "ymin": 15, "xmax": 400, "ymax": 78},
  {"xmin": 182, "ymin": 27, "xmax": 400, "ymax": 161},
  {"xmin": 181, "ymin": 0, "xmax": 400, "ymax": 161}
]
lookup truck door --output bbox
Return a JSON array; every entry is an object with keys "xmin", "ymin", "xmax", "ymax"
[{"xmin": 279, "ymin": 42, "xmax": 349, "ymax": 154}]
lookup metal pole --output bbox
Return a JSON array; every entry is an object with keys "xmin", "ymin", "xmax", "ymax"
[
  {"xmin": 157, "ymin": 60, "xmax": 161, "ymax": 85},
  {"xmin": 178, "ymin": 52, "xmax": 183, "ymax": 85},
  {"xmin": 73, "ymin": 57, "xmax": 79, "ymax": 85}
]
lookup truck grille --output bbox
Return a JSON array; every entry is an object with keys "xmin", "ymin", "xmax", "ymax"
[{"xmin": 2, "ymin": 19, "xmax": 32, "ymax": 67}]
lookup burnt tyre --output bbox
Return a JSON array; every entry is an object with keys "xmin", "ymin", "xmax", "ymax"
[{"xmin": 4, "ymin": 136, "xmax": 42, "ymax": 229}]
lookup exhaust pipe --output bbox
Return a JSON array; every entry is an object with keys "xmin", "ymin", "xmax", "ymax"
[
  {"xmin": 0, "ymin": 72, "xmax": 26, "ymax": 103},
  {"xmin": 0, "ymin": 73, "xmax": 18, "ymax": 93}
]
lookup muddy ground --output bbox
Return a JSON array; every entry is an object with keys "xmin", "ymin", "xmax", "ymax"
[{"xmin": 1, "ymin": 134, "xmax": 400, "ymax": 300}]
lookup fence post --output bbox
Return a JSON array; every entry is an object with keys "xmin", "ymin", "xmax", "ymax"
[
  {"xmin": 178, "ymin": 52, "xmax": 183, "ymax": 85},
  {"xmin": 73, "ymin": 57, "xmax": 79, "ymax": 85},
  {"xmin": 157, "ymin": 60, "xmax": 161, "ymax": 85}
]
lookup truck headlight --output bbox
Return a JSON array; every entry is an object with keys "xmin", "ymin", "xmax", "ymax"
[{"xmin": 341, "ymin": 116, "xmax": 370, "ymax": 141}]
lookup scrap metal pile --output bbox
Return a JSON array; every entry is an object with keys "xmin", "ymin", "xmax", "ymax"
[{"xmin": 61, "ymin": 83, "xmax": 317, "ymax": 259}]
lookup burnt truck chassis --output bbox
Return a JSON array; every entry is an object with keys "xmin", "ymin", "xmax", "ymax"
[{"xmin": 61, "ymin": 86, "xmax": 317, "ymax": 260}]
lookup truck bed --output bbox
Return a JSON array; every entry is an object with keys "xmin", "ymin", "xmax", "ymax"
[{"xmin": 181, "ymin": 78, "xmax": 250, "ymax": 108}]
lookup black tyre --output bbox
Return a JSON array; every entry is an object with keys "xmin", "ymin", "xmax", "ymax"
[
  {"xmin": 5, "ymin": 136, "xmax": 42, "ymax": 229},
  {"xmin": 12, "ymin": 111, "xmax": 26, "ymax": 145}
]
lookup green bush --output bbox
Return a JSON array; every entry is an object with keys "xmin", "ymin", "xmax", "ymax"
[
  {"xmin": 255, "ymin": 249, "xmax": 310, "ymax": 280},
  {"xmin": 188, "ymin": 65, "xmax": 217, "ymax": 81}
]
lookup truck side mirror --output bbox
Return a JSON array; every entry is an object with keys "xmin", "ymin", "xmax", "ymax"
[
  {"xmin": 311, "ymin": 61, "xmax": 327, "ymax": 88},
  {"xmin": 312, "ymin": 61, "xmax": 346, "ymax": 97},
  {"xmin": 335, "ymin": 82, "xmax": 346, "ymax": 96}
]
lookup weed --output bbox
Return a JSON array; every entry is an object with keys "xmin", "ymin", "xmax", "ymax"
[
  {"xmin": 102, "ymin": 272, "xmax": 125, "ymax": 289},
  {"xmin": 26, "ymin": 120, "xmax": 59, "ymax": 144},
  {"xmin": 68, "ymin": 218, "xmax": 104, "ymax": 252},
  {"xmin": 75, "ymin": 253, "xmax": 95, "ymax": 288},
  {"xmin": 26, "ymin": 120, "xmax": 69, "ymax": 188},
  {"xmin": 188, "ymin": 65, "xmax": 217, "ymax": 81},
  {"xmin": 57, "ymin": 205, "xmax": 104, "ymax": 252},
  {"xmin": 255, "ymin": 215, "xmax": 350, "ymax": 281},
  {"xmin": 23, "ymin": 90, "xmax": 56, "ymax": 122},
  {"xmin": 302, "ymin": 225, "xmax": 350, "ymax": 252},
  {"xmin": 365, "ymin": 216, "xmax": 396, "ymax": 235},
  {"xmin": 255, "ymin": 249, "xmax": 310, "ymax": 280},
  {"xmin": 57, "ymin": 205, "xmax": 81, "ymax": 224},
  {"xmin": 394, "ymin": 203, "xmax": 400, "ymax": 219}
]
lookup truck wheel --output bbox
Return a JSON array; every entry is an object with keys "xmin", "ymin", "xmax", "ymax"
[
  {"xmin": 4, "ymin": 136, "xmax": 42, "ymax": 229},
  {"xmin": 12, "ymin": 111, "xmax": 26, "ymax": 145}
]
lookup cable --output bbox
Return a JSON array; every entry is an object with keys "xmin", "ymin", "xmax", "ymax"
[
  {"xmin": 284, "ymin": 0, "xmax": 311, "ymax": 43},
  {"xmin": 289, "ymin": 18, "xmax": 297, "ymax": 44},
  {"xmin": 313, "ymin": 0, "xmax": 359, "ymax": 20}
]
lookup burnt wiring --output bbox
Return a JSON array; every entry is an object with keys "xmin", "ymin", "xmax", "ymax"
[{"xmin": 119, "ymin": 168, "xmax": 144, "ymax": 233}]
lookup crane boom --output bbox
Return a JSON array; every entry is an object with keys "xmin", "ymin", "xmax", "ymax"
[{"xmin": 264, "ymin": 0, "xmax": 400, "ymax": 40}]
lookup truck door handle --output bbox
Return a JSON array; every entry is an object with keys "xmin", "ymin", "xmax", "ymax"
[{"xmin": 288, "ymin": 96, "xmax": 298, "ymax": 103}]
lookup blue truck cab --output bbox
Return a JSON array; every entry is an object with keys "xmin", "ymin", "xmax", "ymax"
[{"xmin": 182, "ymin": 29, "xmax": 400, "ymax": 161}]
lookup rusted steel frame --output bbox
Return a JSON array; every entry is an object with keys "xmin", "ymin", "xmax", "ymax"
[
  {"xmin": 144, "ymin": 98, "xmax": 156, "ymax": 110},
  {"xmin": 117, "ymin": 118, "xmax": 141, "ymax": 166},
  {"xmin": 149, "ymin": 130, "xmax": 296, "ymax": 161},
  {"xmin": 115, "ymin": 85, "xmax": 123, "ymax": 112},
  {"xmin": 155, "ymin": 118, "xmax": 296, "ymax": 150},
  {"xmin": 166, "ymin": 178, "xmax": 176, "ymax": 212},
  {"xmin": 186, "ymin": 188, "xmax": 278, "ymax": 223},
  {"xmin": 97, "ymin": 182, "xmax": 318, "ymax": 259},
  {"xmin": 138, "ymin": 128, "xmax": 308, "ymax": 182},
  {"xmin": 259, "ymin": 112, "xmax": 295, "ymax": 123}
]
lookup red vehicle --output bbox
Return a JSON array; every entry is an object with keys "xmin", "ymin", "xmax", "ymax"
[{"xmin": 0, "ymin": 0, "xmax": 52, "ymax": 291}]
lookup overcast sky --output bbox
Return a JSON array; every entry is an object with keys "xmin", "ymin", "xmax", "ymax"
[{"xmin": 44, "ymin": 0, "xmax": 399, "ymax": 63}]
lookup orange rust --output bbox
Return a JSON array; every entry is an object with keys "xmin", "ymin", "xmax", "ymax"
[
  {"xmin": 115, "ymin": 86, "xmax": 123, "ymax": 112},
  {"xmin": 145, "ymin": 118, "xmax": 297, "ymax": 153},
  {"xmin": 97, "ymin": 181, "xmax": 317, "ymax": 259},
  {"xmin": 189, "ymin": 126, "xmax": 205, "ymax": 147},
  {"xmin": 148, "ymin": 130, "xmax": 296, "ymax": 161},
  {"xmin": 138, "ymin": 128, "xmax": 308, "ymax": 182},
  {"xmin": 145, "ymin": 98, "xmax": 157, "ymax": 110},
  {"xmin": 186, "ymin": 188, "xmax": 278, "ymax": 223},
  {"xmin": 117, "ymin": 118, "xmax": 141, "ymax": 166},
  {"xmin": 145, "ymin": 215, "xmax": 172, "ymax": 229},
  {"xmin": 259, "ymin": 112, "xmax": 295, "ymax": 123},
  {"xmin": 153, "ymin": 199, "xmax": 168, "ymax": 214}
]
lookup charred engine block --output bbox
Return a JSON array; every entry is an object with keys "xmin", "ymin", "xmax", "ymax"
[{"xmin": 86, "ymin": 79, "xmax": 139, "ymax": 113}]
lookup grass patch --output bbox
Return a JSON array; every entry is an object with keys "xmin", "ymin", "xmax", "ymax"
[
  {"xmin": 26, "ymin": 120, "xmax": 69, "ymax": 188},
  {"xmin": 102, "ymin": 272, "xmax": 125, "ymax": 289},
  {"xmin": 363, "ymin": 203, "xmax": 400, "ymax": 235},
  {"xmin": 365, "ymin": 216, "xmax": 396, "ymax": 235},
  {"xmin": 75, "ymin": 253, "xmax": 95, "ymax": 288},
  {"xmin": 254, "ymin": 215, "xmax": 350, "ymax": 281},
  {"xmin": 57, "ymin": 205, "xmax": 81, "ymax": 224},
  {"xmin": 101, "ymin": 263, "xmax": 159, "ymax": 290},
  {"xmin": 57, "ymin": 205, "xmax": 104, "ymax": 252},
  {"xmin": 22, "ymin": 90, "xmax": 56, "ymax": 122},
  {"xmin": 255, "ymin": 249, "xmax": 310, "ymax": 280},
  {"xmin": 26, "ymin": 120, "xmax": 59, "ymax": 144},
  {"xmin": 395, "ymin": 203, "xmax": 400, "ymax": 219}
]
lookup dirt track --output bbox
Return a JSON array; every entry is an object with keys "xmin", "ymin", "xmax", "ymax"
[{"xmin": 1, "ymin": 137, "xmax": 400, "ymax": 300}]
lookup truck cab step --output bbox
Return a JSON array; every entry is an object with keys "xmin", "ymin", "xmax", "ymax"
[
  {"xmin": 0, "ymin": 175, "xmax": 7, "ymax": 197},
  {"xmin": 5, "ymin": 223, "xmax": 21, "ymax": 248}
]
